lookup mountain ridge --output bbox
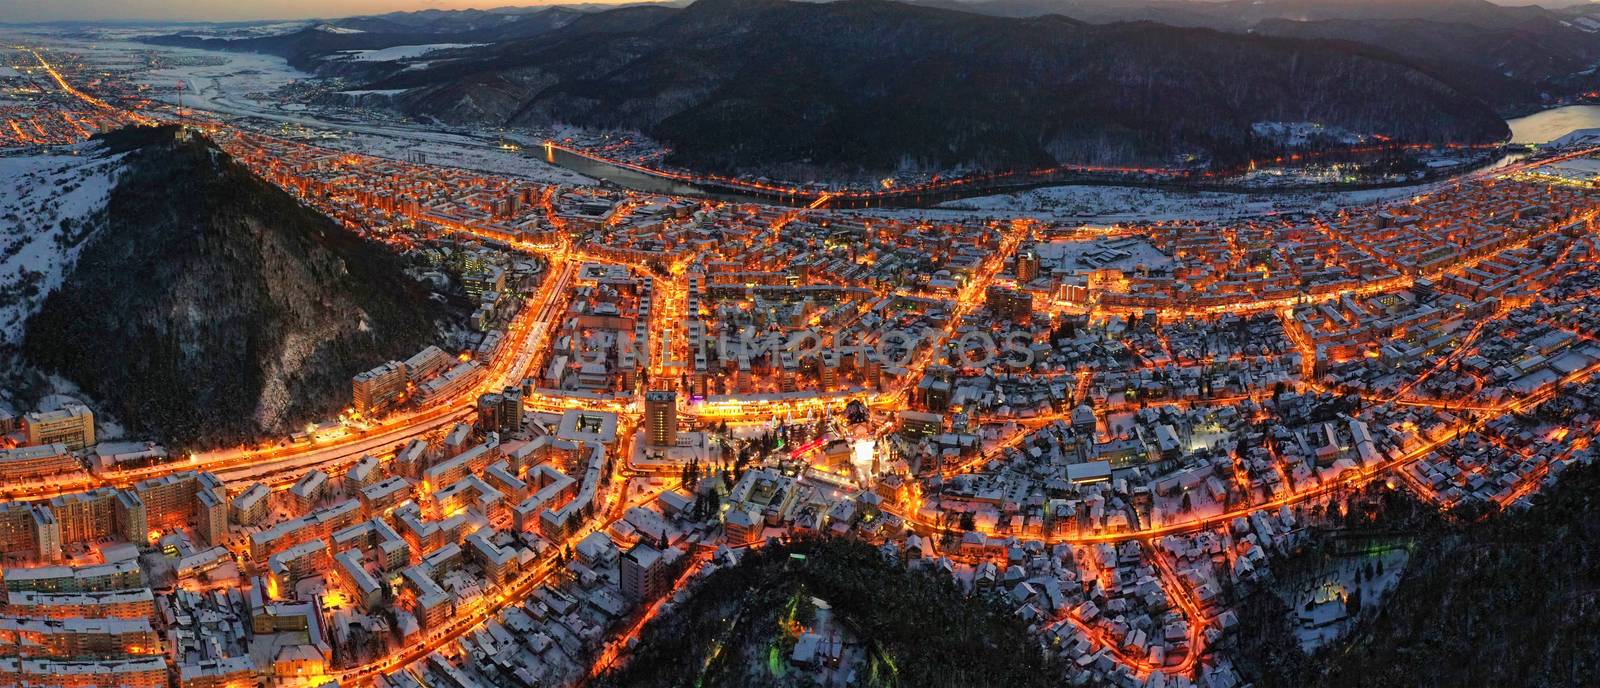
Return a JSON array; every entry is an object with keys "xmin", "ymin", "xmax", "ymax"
[
  {"xmin": 21, "ymin": 125, "xmax": 444, "ymax": 448},
  {"xmin": 368, "ymin": 0, "xmax": 1510, "ymax": 177}
]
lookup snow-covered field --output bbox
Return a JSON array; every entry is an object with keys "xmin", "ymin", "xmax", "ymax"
[
  {"xmin": 325, "ymin": 131, "xmax": 593, "ymax": 184},
  {"xmin": 312, "ymin": 24, "xmax": 364, "ymax": 35},
  {"xmin": 39, "ymin": 38, "xmax": 311, "ymax": 120},
  {"xmin": 47, "ymin": 39, "xmax": 593, "ymax": 185},
  {"xmin": 0, "ymin": 144, "xmax": 123, "ymax": 346},
  {"xmin": 327, "ymin": 44, "xmax": 485, "ymax": 62},
  {"xmin": 933, "ymin": 182, "xmax": 1444, "ymax": 223},
  {"xmin": 1036, "ymin": 235, "xmax": 1173, "ymax": 272},
  {"xmin": 168, "ymin": 22, "xmax": 312, "ymax": 40}
]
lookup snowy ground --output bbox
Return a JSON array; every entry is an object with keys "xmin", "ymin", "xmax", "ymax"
[
  {"xmin": 1251, "ymin": 121, "xmax": 1368, "ymax": 147},
  {"xmin": 1035, "ymin": 235, "xmax": 1173, "ymax": 273},
  {"xmin": 1283, "ymin": 547, "xmax": 1410, "ymax": 653},
  {"xmin": 167, "ymin": 22, "xmax": 312, "ymax": 40},
  {"xmin": 325, "ymin": 44, "xmax": 485, "ymax": 62},
  {"xmin": 0, "ymin": 143, "xmax": 123, "ymax": 346},
  {"xmin": 325, "ymin": 130, "xmax": 592, "ymax": 184},
  {"xmin": 16, "ymin": 34, "xmax": 1545, "ymax": 230},
  {"xmin": 932, "ymin": 182, "xmax": 1445, "ymax": 224},
  {"xmin": 44, "ymin": 38, "xmax": 590, "ymax": 185}
]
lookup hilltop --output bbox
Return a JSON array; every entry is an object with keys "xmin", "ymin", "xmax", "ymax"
[
  {"xmin": 595, "ymin": 537, "xmax": 1059, "ymax": 688},
  {"xmin": 20, "ymin": 125, "xmax": 444, "ymax": 448}
]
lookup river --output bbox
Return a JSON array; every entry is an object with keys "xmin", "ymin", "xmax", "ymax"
[
  {"xmin": 1506, "ymin": 105, "xmax": 1600, "ymax": 145},
  {"xmin": 544, "ymin": 110, "xmax": 1589, "ymax": 209},
  {"xmin": 541, "ymin": 146, "xmax": 776, "ymax": 205}
]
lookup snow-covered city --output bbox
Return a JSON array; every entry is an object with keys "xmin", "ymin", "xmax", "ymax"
[{"xmin": 5, "ymin": 2, "xmax": 1600, "ymax": 687}]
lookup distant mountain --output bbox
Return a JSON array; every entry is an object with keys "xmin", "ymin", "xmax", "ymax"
[
  {"xmin": 917, "ymin": 0, "xmax": 1600, "ymax": 112},
  {"xmin": 1256, "ymin": 15, "xmax": 1597, "ymax": 111},
  {"xmin": 22, "ymin": 125, "xmax": 443, "ymax": 448},
  {"xmin": 364, "ymin": 0, "xmax": 1508, "ymax": 177},
  {"xmin": 916, "ymin": 0, "xmax": 1586, "ymax": 30},
  {"xmin": 322, "ymin": 6, "xmax": 634, "ymax": 37},
  {"xmin": 144, "ymin": 7, "xmax": 587, "ymax": 70}
]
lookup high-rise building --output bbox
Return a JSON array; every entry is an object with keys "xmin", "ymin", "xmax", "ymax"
[
  {"xmin": 0, "ymin": 503, "xmax": 36, "ymax": 557},
  {"xmin": 289, "ymin": 471, "xmax": 328, "ymax": 513},
  {"xmin": 1016, "ymin": 247, "xmax": 1040, "ymax": 284},
  {"xmin": 644, "ymin": 391, "xmax": 677, "ymax": 448},
  {"xmin": 352, "ymin": 361, "xmax": 407, "ymax": 416},
  {"xmin": 403, "ymin": 347, "xmax": 454, "ymax": 384},
  {"xmin": 0, "ymin": 443, "xmax": 78, "ymax": 483},
  {"xmin": 49, "ymin": 489, "xmax": 118, "ymax": 546},
  {"xmin": 195, "ymin": 490, "xmax": 227, "ymax": 547},
  {"xmin": 0, "ymin": 503, "xmax": 62, "ymax": 563},
  {"xmin": 23, "ymin": 405, "xmax": 95, "ymax": 451},
  {"xmin": 476, "ymin": 393, "xmax": 503, "ymax": 434},
  {"xmin": 984, "ymin": 285, "xmax": 1033, "ymax": 321},
  {"xmin": 499, "ymin": 387, "xmax": 524, "ymax": 434},
  {"xmin": 2, "ymin": 560, "xmax": 144, "ymax": 594},
  {"xmin": 231, "ymin": 484, "xmax": 270, "ymax": 526},
  {"xmin": 620, "ymin": 542, "xmax": 684, "ymax": 604},
  {"xmin": 5, "ymin": 588, "xmax": 156, "ymax": 621},
  {"xmin": 267, "ymin": 538, "xmax": 330, "ymax": 590},
  {"xmin": 345, "ymin": 455, "xmax": 381, "ymax": 495},
  {"xmin": 31, "ymin": 508, "xmax": 61, "ymax": 563},
  {"xmin": 113, "ymin": 492, "xmax": 147, "ymax": 545},
  {"xmin": 404, "ymin": 345, "xmax": 452, "ymax": 382},
  {"xmin": 11, "ymin": 656, "xmax": 168, "ymax": 688},
  {"xmin": 134, "ymin": 471, "xmax": 224, "ymax": 534}
]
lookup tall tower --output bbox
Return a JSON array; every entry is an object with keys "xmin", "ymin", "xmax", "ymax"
[
  {"xmin": 1016, "ymin": 247, "xmax": 1040, "ymax": 284},
  {"xmin": 499, "ymin": 386, "xmax": 524, "ymax": 434},
  {"xmin": 476, "ymin": 393, "xmax": 503, "ymax": 434},
  {"xmin": 644, "ymin": 390, "xmax": 677, "ymax": 448}
]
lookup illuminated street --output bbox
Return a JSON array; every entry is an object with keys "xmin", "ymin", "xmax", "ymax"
[{"xmin": 5, "ymin": 18, "xmax": 1600, "ymax": 688}]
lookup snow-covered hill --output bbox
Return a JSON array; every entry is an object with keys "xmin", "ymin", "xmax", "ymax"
[{"xmin": 0, "ymin": 144, "xmax": 124, "ymax": 346}]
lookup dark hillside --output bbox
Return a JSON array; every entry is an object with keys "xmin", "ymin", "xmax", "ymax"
[
  {"xmin": 1233, "ymin": 460, "xmax": 1600, "ymax": 687},
  {"xmin": 373, "ymin": 0, "xmax": 1509, "ymax": 177},
  {"xmin": 596, "ymin": 537, "xmax": 1060, "ymax": 688},
  {"xmin": 24, "ymin": 125, "xmax": 443, "ymax": 448}
]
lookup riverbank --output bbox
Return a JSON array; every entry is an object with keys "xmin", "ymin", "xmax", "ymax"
[{"xmin": 541, "ymin": 142, "xmax": 1515, "ymax": 210}]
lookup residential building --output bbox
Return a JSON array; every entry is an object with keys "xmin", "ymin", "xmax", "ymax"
[{"xmin": 23, "ymin": 406, "xmax": 95, "ymax": 451}]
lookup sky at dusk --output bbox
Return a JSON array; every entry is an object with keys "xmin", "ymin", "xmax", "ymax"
[
  {"xmin": 0, "ymin": 0, "xmax": 624, "ymax": 23},
  {"xmin": 0, "ymin": 0, "xmax": 1592, "ymax": 23}
]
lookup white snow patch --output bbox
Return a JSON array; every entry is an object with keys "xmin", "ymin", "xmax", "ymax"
[
  {"xmin": 931, "ymin": 182, "xmax": 1447, "ymax": 223},
  {"xmin": 329, "ymin": 44, "xmax": 485, "ymax": 62},
  {"xmin": 0, "ymin": 144, "xmax": 125, "ymax": 346},
  {"xmin": 1251, "ymin": 121, "xmax": 1369, "ymax": 147},
  {"xmin": 57, "ymin": 40, "xmax": 587, "ymax": 185},
  {"xmin": 314, "ymin": 24, "xmax": 365, "ymax": 34},
  {"xmin": 336, "ymin": 89, "xmax": 408, "ymax": 97}
]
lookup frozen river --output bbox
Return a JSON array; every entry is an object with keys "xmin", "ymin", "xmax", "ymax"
[{"xmin": 1507, "ymin": 105, "xmax": 1600, "ymax": 145}]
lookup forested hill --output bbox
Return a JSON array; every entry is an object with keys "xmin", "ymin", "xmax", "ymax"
[
  {"xmin": 1234, "ymin": 459, "xmax": 1600, "ymax": 687},
  {"xmin": 595, "ymin": 537, "xmax": 1060, "ymax": 688},
  {"xmin": 366, "ymin": 0, "xmax": 1509, "ymax": 177},
  {"xmin": 23, "ymin": 125, "xmax": 443, "ymax": 448}
]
